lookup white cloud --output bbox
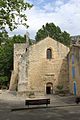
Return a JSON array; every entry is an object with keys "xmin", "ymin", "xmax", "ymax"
[
  {"xmin": 55, "ymin": 0, "xmax": 64, "ymax": 6},
  {"xmin": 40, "ymin": 0, "xmax": 64, "ymax": 12},
  {"xmin": 9, "ymin": 0, "xmax": 80, "ymax": 39},
  {"xmin": 8, "ymin": 26, "xmax": 26, "ymax": 36}
]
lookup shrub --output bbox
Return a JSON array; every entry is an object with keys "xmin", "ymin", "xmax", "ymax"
[
  {"xmin": 56, "ymin": 85, "xmax": 65, "ymax": 95},
  {"xmin": 0, "ymin": 76, "xmax": 8, "ymax": 89}
]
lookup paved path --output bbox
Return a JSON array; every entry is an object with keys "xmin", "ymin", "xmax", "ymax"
[
  {"xmin": 0, "ymin": 90, "xmax": 78, "ymax": 108},
  {"xmin": 0, "ymin": 90, "xmax": 80, "ymax": 120}
]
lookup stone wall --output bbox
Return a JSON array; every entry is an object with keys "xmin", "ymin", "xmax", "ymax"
[
  {"xmin": 10, "ymin": 37, "xmax": 70, "ymax": 97},
  {"xmin": 68, "ymin": 45, "xmax": 80, "ymax": 96},
  {"xmin": 26, "ymin": 37, "xmax": 69, "ymax": 96},
  {"xmin": 9, "ymin": 43, "xmax": 26, "ymax": 91},
  {"xmin": 14, "ymin": 43, "xmax": 26, "ymax": 70}
]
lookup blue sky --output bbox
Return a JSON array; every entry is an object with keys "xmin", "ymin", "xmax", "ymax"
[
  {"xmin": 9, "ymin": 0, "xmax": 80, "ymax": 39},
  {"xmin": 28, "ymin": 0, "xmax": 68, "ymax": 8}
]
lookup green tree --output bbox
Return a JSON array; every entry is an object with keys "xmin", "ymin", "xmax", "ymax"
[
  {"xmin": 0, "ymin": 0, "xmax": 32, "ymax": 31},
  {"xmin": 0, "ymin": 35, "xmax": 28, "ymax": 88},
  {"xmin": 0, "ymin": 31, "xmax": 9, "ymax": 45},
  {"xmin": 35, "ymin": 23, "xmax": 71, "ymax": 46},
  {"xmin": 0, "ymin": 0, "xmax": 32, "ymax": 44},
  {"xmin": 0, "ymin": 45, "xmax": 9, "ymax": 88}
]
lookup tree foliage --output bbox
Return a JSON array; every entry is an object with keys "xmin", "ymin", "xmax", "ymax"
[
  {"xmin": 0, "ymin": 0, "xmax": 32, "ymax": 88},
  {"xmin": 0, "ymin": 0, "xmax": 32, "ymax": 31},
  {"xmin": 0, "ymin": 0, "xmax": 32, "ymax": 44},
  {"xmin": 0, "ymin": 35, "xmax": 30, "ymax": 88},
  {"xmin": 0, "ymin": 31, "xmax": 9, "ymax": 45},
  {"xmin": 35, "ymin": 23, "xmax": 71, "ymax": 46}
]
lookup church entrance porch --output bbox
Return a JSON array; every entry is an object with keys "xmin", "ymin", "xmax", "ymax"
[{"xmin": 46, "ymin": 82, "xmax": 53, "ymax": 94}]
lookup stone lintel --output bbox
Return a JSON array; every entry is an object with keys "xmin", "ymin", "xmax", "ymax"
[{"xmin": 45, "ymin": 73, "xmax": 55, "ymax": 76}]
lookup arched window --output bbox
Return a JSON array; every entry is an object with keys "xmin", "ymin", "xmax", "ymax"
[{"xmin": 47, "ymin": 48, "xmax": 52, "ymax": 59}]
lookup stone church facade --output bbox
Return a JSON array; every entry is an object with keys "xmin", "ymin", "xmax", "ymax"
[{"xmin": 9, "ymin": 37, "xmax": 70, "ymax": 97}]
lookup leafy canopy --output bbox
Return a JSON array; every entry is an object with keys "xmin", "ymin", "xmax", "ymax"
[
  {"xmin": 0, "ymin": 0, "xmax": 32, "ymax": 31},
  {"xmin": 0, "ymin": 0, "xmax": 32, "ymax": 44},
  {"xmin": 35, "ymin": 23, "xmax": 71, "ymax": 46},
  {"xmin": 0, "ymin": 34, "xmax": 32, "ymax": 88}
]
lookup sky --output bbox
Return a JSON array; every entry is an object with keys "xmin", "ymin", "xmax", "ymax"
[{"xmin": 9, "ymin": 0, "xmax": 80, "ymax": 39}]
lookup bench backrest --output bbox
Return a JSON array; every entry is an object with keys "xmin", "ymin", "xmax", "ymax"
[{"xmin": 25, "ymin": 99, "xmax": 50, "ymax": 105}]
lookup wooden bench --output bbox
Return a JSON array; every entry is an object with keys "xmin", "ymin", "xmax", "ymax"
[{"xmin": 25, "ymin": 98, "xmax": 50, "ymax": 107}]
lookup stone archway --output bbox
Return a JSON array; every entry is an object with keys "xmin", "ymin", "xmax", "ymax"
[{"xmin": 46, "ymin": 82, "xmax": 53, "ymax": 94}]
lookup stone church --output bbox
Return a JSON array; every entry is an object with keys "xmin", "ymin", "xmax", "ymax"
[{"xmin": 9, "ymin": 36, "xmax": 70, "ymax": 97}]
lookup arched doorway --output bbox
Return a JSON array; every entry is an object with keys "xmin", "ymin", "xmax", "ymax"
[{"xmin": 46, "ymin": 82, "xmax": 53, "ymax": 94}]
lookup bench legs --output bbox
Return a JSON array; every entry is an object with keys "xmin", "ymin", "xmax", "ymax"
[
  {"xmin": 46, "ymin": 104, "xmax": 48, "ymax": 107},
  {"xmin": 27, "ymin": 104, "xmax": 49, "ymax": 108}
]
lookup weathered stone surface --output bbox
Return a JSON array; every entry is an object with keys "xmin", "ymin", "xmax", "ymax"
[
  {"xmin": 68, "ymin": 45, "xmax": 80, "ymax": 96},
  {"xmin": 9, "ymin": 37, "xmax": 69, "ymax": 97}
]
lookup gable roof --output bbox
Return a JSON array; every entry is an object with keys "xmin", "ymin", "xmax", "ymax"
[{"xmin": 33, "ymin": 36, "xmax": 69, "ymax": 49}]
